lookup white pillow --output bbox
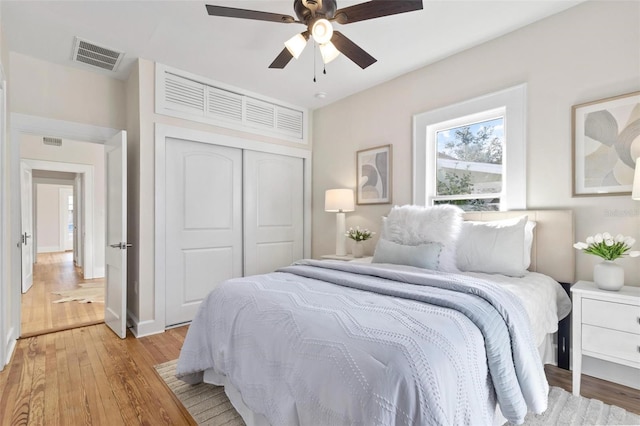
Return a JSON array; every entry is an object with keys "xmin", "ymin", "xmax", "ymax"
[
  {"xmin": 382, "ymin": 204, "xmax": 463, "ymax": 272},
  {"xmin": 456, "ymin": 215, "xmax": 533, "ymax": 277},
  {"xmin": 372, "ymin": 239, "xmax": 442, "ymax": 270},
  {"xmin": 524, "ymin": 220, "xmax": 537, "ymax": 268}
]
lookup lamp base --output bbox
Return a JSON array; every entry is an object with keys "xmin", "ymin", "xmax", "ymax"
[{"xmin": 335, "ymin": 212, "xmax": 346, "ymax": 256}]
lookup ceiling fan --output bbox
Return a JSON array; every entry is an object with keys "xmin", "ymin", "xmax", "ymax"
[{"xmin": 205, "ymin": 0, "xmax": 423, "ymax": 70}]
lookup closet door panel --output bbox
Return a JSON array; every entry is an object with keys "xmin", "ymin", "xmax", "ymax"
[
  {"xmin": 165, "ymin": 138, "xmax": 242, "ymax": 326},
  {"xmin": 244, "ymin": 151, "xmax": 303, "ymax": 276}
]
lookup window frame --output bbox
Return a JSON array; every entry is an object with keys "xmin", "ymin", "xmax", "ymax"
[{"xmin": 413, "ymin": 84, "xmax": 527, "ymax": 210}]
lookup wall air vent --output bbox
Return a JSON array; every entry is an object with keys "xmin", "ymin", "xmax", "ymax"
[
  {"xmin": 156, "ymin": 64, "xmax": 308, "ymax": 144},
  {"xmin": 43, "ymin": 137, "xmax": 62, "ymax": 147},
  {"xmin": 71, "ymin": 37, "xmax": 124, "ymax": 72}
]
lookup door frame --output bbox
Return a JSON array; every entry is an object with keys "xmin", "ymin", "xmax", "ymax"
[
  {"xmin": 22, "ymin": 159, "xmax": 94, "ymax": 277},
  {"xmin": 152, "ymin": 123, "xmax": 312, "ymax": 336},
  {"xmin": 3, "ymin": 113, "xmax": 118, "ymax": 368}
]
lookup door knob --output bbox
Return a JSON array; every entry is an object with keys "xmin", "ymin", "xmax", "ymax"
[{"xmin": 110, "ymin": 242, "xmax": 133, "ymax": 249}]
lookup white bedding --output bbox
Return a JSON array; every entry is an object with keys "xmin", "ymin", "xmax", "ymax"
[
  {"xmin": 176, "ymin": 260, "xmax": 563, "ymax": 425},
  {"xmin": 462, "ymin": 271, "xmax": 571, "ymax": 347}
]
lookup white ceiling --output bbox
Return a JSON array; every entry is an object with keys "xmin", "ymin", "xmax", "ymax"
[{"xmin": 1, "ymin": 0, "xmax": 584, "ymax": 110}]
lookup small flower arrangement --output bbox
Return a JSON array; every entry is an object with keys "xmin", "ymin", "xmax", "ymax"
[
  {"xmin": 346, "ymin": 226, "xmax": 375, "ymax": 242},
  {"xmin": 573, "ymin": 233, "xmax": 640, "ymax": 261}
]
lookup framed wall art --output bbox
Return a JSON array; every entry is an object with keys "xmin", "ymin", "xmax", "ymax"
[
  {"xmin": 572, "ymin": 91, "xmax": 640, "ymax": 196},
  {"xmin": 356, "ymin": 144, "xmax": 392, "ymax": 205}
]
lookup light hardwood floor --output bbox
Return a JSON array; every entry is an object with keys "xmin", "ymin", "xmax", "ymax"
[
  {"xmin": 21, "ymin": 252, "xmax": 104, "ymax": 337},
  {"xmin": 1, "ymin": 323, "xmax": 638, "ymax": 425},
  {"xmin": 0, "ymin": 325, "xmax": 194, "ymax": 425}
]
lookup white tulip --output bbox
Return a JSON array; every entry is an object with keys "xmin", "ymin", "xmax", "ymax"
[
  {"xmin": 605, "ymin": 239, "xmax": 614, "ymax": 246},
  {"xmin": 586, "ymin": 236, "xmax": 595, "ymax": 245},
  {"xmin": 594, "ymin": 233, "xmax": 604, "ymax": 243},
  {"xmin": 602, "ymin": 232, "xmax": 612, "ymax": 240},
  {"xmin": 615, "ymin": 234, "xmax": 625, "ymax": 243},
  {"xmin": 624, "ymin": 236, "xmax": 636, "ymax": 247},
  {"xmin": 628, "ymin": 251, "xmax": 640, "ymax": 258},
  {"xmin": 573, "ymin": 242, "xmax": 588, "ymax": 250}
]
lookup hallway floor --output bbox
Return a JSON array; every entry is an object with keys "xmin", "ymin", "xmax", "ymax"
[{"xmin": 21, "ymin": 252, "xmax": 104, "ymax": 337}]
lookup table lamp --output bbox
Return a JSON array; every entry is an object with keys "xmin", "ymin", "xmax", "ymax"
[{"xmin": 325, "ymin": 189, "xmax": 355, "ymax": 256}]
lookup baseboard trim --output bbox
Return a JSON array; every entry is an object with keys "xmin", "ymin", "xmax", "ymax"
[{"xmin": 127, "ymin": 310, "xmax": 164, "ymax": 338}]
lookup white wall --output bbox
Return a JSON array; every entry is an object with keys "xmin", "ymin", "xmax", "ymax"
[
  {"xmin": 9, "ymin": 52, "xmax": 125, "ymax": 129},
  {"xmin": 312, "ymin": 0, "xmax": 640, "ymax": 285},
  {"xmin": 20, "ymin": 134, "xmax": 105, "ymax": 275},
  {"xmin": 35, "ymin": 183, "xmax": 71, "ymax": 252},
  {"xmin": 36, "ymin": 184, "xmax": 60, "ymax": 251}
]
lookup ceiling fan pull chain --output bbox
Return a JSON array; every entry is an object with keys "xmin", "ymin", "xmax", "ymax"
[
  {"xmin": 313, "ymin": 41, "xmax": 317, "ymax": 82},
  {"xmin": 323, "ymin": 64, "xmax": 327, "ymax": 75}
]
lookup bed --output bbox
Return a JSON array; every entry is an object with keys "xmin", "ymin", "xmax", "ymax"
[{"xmin": 176, "ymin": 207, "xmax": 574, "ymax": 426}]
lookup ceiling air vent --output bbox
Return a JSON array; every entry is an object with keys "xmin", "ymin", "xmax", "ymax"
[
  {"xmin": 43, "ymin": 137, "xmax": 62, "ymax": 147},
  {"xmin": 71, "ymin": 37, "xmax": 124, "ymax": 72}
]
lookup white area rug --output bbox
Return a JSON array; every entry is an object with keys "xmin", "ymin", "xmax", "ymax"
[
  {"xmin": 156, "ymin": 359, "xmax": 639, "ymax": 425},
  {"xmin": 52, "ymin": 283, "xmax": 104, "ymax": 303},
  {"xmin": 513, "ymin": 386, "xmax": 640, "ymax": 425}
]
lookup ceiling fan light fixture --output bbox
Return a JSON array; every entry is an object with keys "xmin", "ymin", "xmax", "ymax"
[
  {"xmin": 319, "ymin": 41, "xmax": 340, "ymax": 64},
  {"xmin": 285, "ymin": 33, "xmax": 308, "ymax": 59},
  {"xmin": 311, "ymin": 18, "xmax": 333, "ymax": 44}
]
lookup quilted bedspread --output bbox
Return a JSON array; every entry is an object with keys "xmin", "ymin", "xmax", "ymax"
[{"xmin": 176, "ymin": 260, "xmax": 548, "ymax": 426}]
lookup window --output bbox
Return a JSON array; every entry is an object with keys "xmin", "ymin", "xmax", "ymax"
[{"xmin": 413, "ymin": 84, "xmax": 526, "ymax": 211}]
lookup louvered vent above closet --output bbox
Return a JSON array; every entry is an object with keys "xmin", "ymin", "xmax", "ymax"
[{"xmin": 156, "ymin": 64, "xmax": 307, "ymax": 143}]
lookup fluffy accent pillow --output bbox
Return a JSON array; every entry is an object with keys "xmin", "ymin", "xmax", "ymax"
[
  {"xmin": 382, "ymin": 204, "xmax": 464, "ymax": 272},
  {"xmin": 372, "ymin": 239, "xmax": 442, "ymax": 270},
  {"xmin": 456, "ymin": 215, "xmax": 533, "ymax": 277}
]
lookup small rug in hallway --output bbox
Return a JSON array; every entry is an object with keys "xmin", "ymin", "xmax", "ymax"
[
  {"xmin": 156, "ymin": 359, "xmax": 639, "ymax": 425},
  {"xmin": 52, "ymin": 283, "xmax": 104, "ymax": 303}
]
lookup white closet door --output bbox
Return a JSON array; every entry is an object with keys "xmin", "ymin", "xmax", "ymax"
[
  {"xmin": 165, "ymin": 138, "xmax": 242, "ymax": 326},
  {"xmin": 244, "ymin": 151, "xmax": 304, "ymax": 276}
]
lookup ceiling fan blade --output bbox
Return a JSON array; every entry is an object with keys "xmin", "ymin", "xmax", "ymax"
[
  {"xmin": 205, "ymin": 4, "xmax": 297, "ymax": 23},
  {"xmin": 331, "ymin": 31, "xmax": 376, "ymax": 69},
  {"xmin": 269, "ymin": 48, "xmax": 294, "ymax": 69},
  {"xmin": 333, "ymin": 0, "xmax": 423, "ymax": 25}
]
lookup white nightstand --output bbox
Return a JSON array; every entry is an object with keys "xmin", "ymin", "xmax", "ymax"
[{"xmin": 571, "ymin": 280, "xmax": 640, "ymax": 396}]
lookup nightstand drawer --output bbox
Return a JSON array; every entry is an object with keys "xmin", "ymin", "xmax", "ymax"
[
  {"xmin": 582, "ymin": 325, "xmax": 640, "ymax": 364},
  {"xmin": 582, "ymin": 298, "xmax": 640, "ymax": 335}
]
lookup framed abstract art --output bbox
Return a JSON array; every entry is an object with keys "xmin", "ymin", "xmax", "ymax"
[
  {"xmin": 572, "ymin": 91, "xmax": 640, "ymax": 196},
  {"xmin": 356, "ymin": 144, "xmax": 392, "ymax": 204}
]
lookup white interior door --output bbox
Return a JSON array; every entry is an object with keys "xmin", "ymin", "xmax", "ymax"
[
  {"xmin": 244, "ymin": 151, "xmax": 304, "ymax": 276},
  {"xmin": 105, "ymin": 131, "xmax": 128, "ymax": 338},
  {"xmin": 20, "ymin": 161, "xmax": 33, "ymax": 293},
  {"xmin": 165, "ymin": 138, "xmax": 242, "ymax": 326}
]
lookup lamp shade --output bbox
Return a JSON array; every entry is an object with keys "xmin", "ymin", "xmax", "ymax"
[
  {"xmin": 633, "ymin": 157, "xmax": 640, "ymax": 200},
  {"xmin": 325, "ymin": 189, "xmax": 354, "ymax": 212},
  {"xmin": 319, "ymin": 41, "xmax": 340, "ymax": 64},
  {"xmin": 311, "ymin": 19, "xmax": 333, "ymax": 44},
  {"xmin": 284, "ymin": 33, "xmax": 308, "ymax": 59}
]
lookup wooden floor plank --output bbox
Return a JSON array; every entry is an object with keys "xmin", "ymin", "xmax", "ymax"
[
  {"xmin": 26, "ymin": 336, "xmax": 46, "ymax": 425},
  {"xmin": 43, "ymin": 333, "xmax": 60, "ymax": 425}
]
